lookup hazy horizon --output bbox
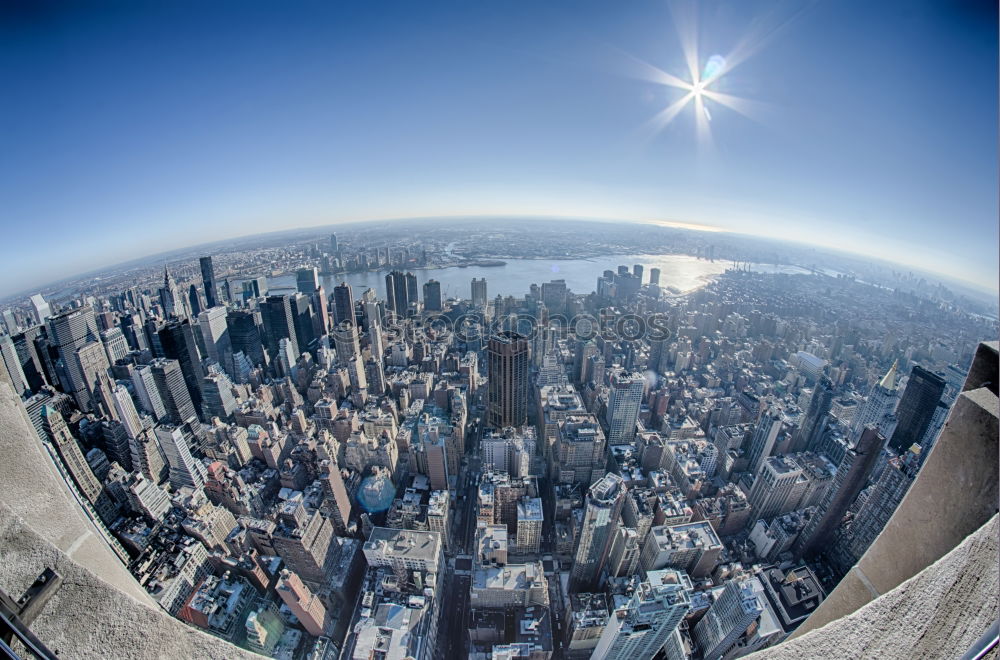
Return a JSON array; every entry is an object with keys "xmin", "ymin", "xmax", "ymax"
[{"xmin": 7, "ymin": 214, "xmax": 996, "ymax": 304}]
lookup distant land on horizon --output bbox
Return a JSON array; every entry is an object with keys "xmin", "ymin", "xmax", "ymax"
[{"xmin": 9, "ymin": 215, "xmax": 998, "ymax": 311}]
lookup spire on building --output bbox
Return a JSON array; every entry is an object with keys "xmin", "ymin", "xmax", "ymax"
[{"xmin": 879, "ymin": 360, "xmax": 899, "ymax": 390}]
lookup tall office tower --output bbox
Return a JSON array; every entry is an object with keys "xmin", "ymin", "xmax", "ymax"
[
  {"xmin": 792, "ymin": 426, "xmax": 885, "ymax": 557},
  {"xmin": 241, "ymin": 277, "xmax": 268, "ymax": 302},
  {"xmin": 131, "ymin": 428, "xmax": 167, "ymax": 483},
  {"xmin": 111, "ymin": 384, "xmax": 144, "ymax": 440},
  {"xmin": 155, "ymin": 424, "xmax": 207, "ymax": 491},
  {"xmin": 746, "ymin": 406, "xmax": 784, "ymax": 477},
  {"xmin": 199, "ymin": 256, "xmax": 219, "ymax": 308},
  {"xmin": 133, "ymin": 365, "xmax": 167, "ymax": 420},
  {"xmin": 226, "ymin": 310, "xmax": 267, "ymax": 369},
  {"xmin": 632, "ymin": 264, "xmax": 644, "ymax": 282},
  {"xmin": 125, "ymin": 472, "xmax": 171, "ymax": 522},
  {"xmin": 48, "ymin": 305, "xmax": 101, "ymax": 410},
  {"xmin": 12, "ymin": 327, "xmax": 49, "ymax": 392},
  {"xmin": 276, "ymin": 570, "xmax": 329, "ymax": 637},
  {"xmin": 202, "ymin": 372, "xmax": 237, "ymax": 421},
  {"xmin": 198, "ymin": 307, "xmax": 233, "ymax": 376},
  {"xmin": 273, "ymin": 511, "xmax": 335, "ymax": 589},
  {"xmin": 295, "ymin": 267, "xmax": 319, "ymax": 295},
  {"xmin": 30, "ymin": 294, "xmax": 51, "ymax": 325},
  {"xmin": 100, "ymin": 327, "xmax": 129, "ymax": 365},
  {"xmin": 404, "ymin": 272, "xmax": 418, "ymax": 309},
  {"xmin": 74, "ymin": 341, "xmax": 112, "ymax": 414},
  {"xmin": 796, "ymin": 376, "xmax": 834, "ymax": 452},
  {"xmin": 332, "ymin": 321, "xmax": 361, "ymax": 363},
  {"xmin": 385, "ymin": 270, "xmax": 409, "ymax": 318},
  {"xmin": 541, "ymin": 279, "xmax": 569, "ymax": 312},
  {"xmin": 555, "ymin": 414, "xmax": 606, "ymax": 486},
  {"xmin": 158, "ymin": 320, "xmax": 204, "ymax": 416},
  {"xmin": 260, "ymin": 295, "xmax": 299, "ymax": 367},
  {"xmin": 693, "ymin": 579, "xmax": 764, "ymax": 660},
  {"xmin": 833, "ymin": 445, "xmax": 920, "ymax": 571},
  {"xmin": 0, "ymin": 334, "xmax": 28, "ymax": 396},
  {"xmin": 1, "ymin": 310, "xmax": 17, "ymax": 335},
  {"xmin": 606, "ymin": 527, "xmax": 641, "ymax": 578},
  {"xmin": 471, "ymin": 277, "xmax": 488, "ymax": 308},
  {"xmin": 319, "ymin": 460, "xmax": 353, "ymax": 534},
  {"xmin": 423, "ymin": 279, "xmax": 442, "ymax": 311},
  {"xmin": 746, "ymin": 455, "xmax": 807, "ymax": 524},
  {"xmin": 571, "ymin": 472, "xmax": 626, "ymax": 592},
  {"xmin": 606, "ymin": 369, "xmax": 645, "ymax": 445},
  {"xmin": 591, "ymin": 574, "xmax": 690, "ymax": 660},
  {"xmin": 332, "ymin": 282, "xmax": 355, "ymax": 326},
  {"xmin": 187, "ymin": 284, "xmax": 202, "ymax": 318},
  {"xmin": 150, "ymin": 358, "xmax": 197, "ymax": 424},
  {"xmin": 487, "ymin": 331, "xmax": 529, "ymax": 428},
  {"xmin": 329, "ymin": 233, "xmax": 338, "ymax": 254},
  {"xmin": 649, "ymin": 268, "xmax": 661, "ymax": 286},
  {"xmin": 290, "ymin": 293, "xmax": 316, "ymax": 355},
  {"xmin": 159, "ymin": 267, "xmax": 182, "ymax": 318},
  {"xmin": 42, "ymin": 406, "xmax": 117, "ymax": 522},
  {"xmin": 888, "ymin": 365, "xmax": 946, "ymax": 453}
]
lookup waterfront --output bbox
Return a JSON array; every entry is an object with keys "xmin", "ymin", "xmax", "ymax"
[{"xmin": 266, "ymin": 253, "xmax": 730, "ymax": 300}]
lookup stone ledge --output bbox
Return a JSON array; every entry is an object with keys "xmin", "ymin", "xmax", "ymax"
[{"xmin": 748, "ymin": 514, "xmax": 999, "ymax": 659}]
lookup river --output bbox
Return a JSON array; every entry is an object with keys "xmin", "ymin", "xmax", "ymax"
[{"xmin": 264, "ymin": 254, "xmax": 730, "ymax": 301}]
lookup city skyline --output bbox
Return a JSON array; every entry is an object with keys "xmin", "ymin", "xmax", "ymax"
[{"xmin": 2, "ymin": 0, "xmax": 997, "ymax": 296}]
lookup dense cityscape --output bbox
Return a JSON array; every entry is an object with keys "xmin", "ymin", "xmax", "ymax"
[{"xmin": 0, "ymin": 222, "xmax": 993, "ymax": 660}]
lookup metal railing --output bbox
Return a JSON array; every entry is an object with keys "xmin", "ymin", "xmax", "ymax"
[{"xmin": 0, "ymin": 569, "xmax": 62, "ymax": 660}]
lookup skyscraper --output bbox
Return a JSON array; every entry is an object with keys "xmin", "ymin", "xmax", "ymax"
[
  {"xmin": 606, "ymin": 369, "xmax": 644, "ymax": 445},
  {"xmin": 0, "ymin": 334, "xmax": 29, "ymax": 397},
  {"xmin": 649, "ymin": 268, "xmax": 661, "ymax": 286},
  {"xmin": 226, "ymin": 309, "xmax": 267, "ymax": 369},
  {"xmin": 29, "ymin": 293, "xmax": 51, "ymax": 325},
  {"xmin": 200, "ymin": 256, "xmax": 219, "ymax": 308},
  {"xmin": 155, "ymin": 424, "xmax": 208, "ymax": 491},
  {"xmin": 158, "ymin": 320, "xmax": 204, "ymax": 417},
  {"xmin": 792, "ymin": 426, "xmax": 885, "ymax": 557},
  {"xmin": 150, "ymin": 358, "xmax": 197, "ymax": 424},
  {"xmin": 260, "ymin": 295, "xmax": 299, "ymax": 368},
  {"xmin": 796, "ymin": 376, "xmax": 834, "ymax": 452},
  {"xmin": 405, "ymin": 272, "xmax": 418, "ymax": 310},
  {"xmin": 423, "ymin": 279, "xmax": 442, "ymax": 311},
  {"xmin": 48, "ymin": 305, "xmax": 102, "ymax": 411},
  {"xmin": 471, "ymin": 277, "xmax": 487, "ymax": 308},
  {"xmin": 571, "ymin": 472, "xmax": 626, "ymax": 592},
  {"xmin": 487, "ymin": 331, "xmax": 529, "ymax": 428},
  {"xmin": 295, "ymin": 267, "xmax": 319, "ymax": 295},
  {"xmin": 852, "ymin": 361, "xmax": 899, "ymax": 437},
  {"xmin": 329, "ymin": 233, "xmax": 339, "ymax": 254},
  {"xmin": 332, "ymin": 282, "xmax": 355, "ymax": 326},
  {"xmin": 198, "ymin": 307, "xmax": 233, "ymax": 377},
  {"xmin": 693, "ymin": 579, "xmax": 764, "ymax": 660},
  {"xmin": 276, "ymin": 570, "xmax": 329, "ymax": 637},
  {"xmin": 888, "ymin": 365, "xmax": 946, "ymax": 453},
  {"xmin": 833, "ymin": 444, "xmax": 921, "ymax": 573},
  {"xmin": 746, "ymin": 406, "xmax": 784, "ymax": 477},
  {"xmin": 43, "ymin": 405, "xmax": 117, "ymax": 523},
  {"xmin": 385, "ymin": 271, "xmax": 409, "ymax": 318},
  {"xmin": 159, "ymin": 267, "xmax": 181, "ymax": 318},
  {"xmin": 591, "ymin": 573, "xmax": 690, "ymax": 660}
]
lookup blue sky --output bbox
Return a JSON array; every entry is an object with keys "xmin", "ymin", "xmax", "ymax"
[{"xmin": 1, "ymin": 0, "xmax": 996, "ymax": 296}]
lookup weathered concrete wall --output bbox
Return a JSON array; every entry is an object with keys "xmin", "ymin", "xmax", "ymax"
[
  {"xmin": 749, "ymin": 514, "xmax": 999, "ymax": 659},
  {"xmin": 0, "ymin": 380, "xmax": 262, "ymax": 658}
]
